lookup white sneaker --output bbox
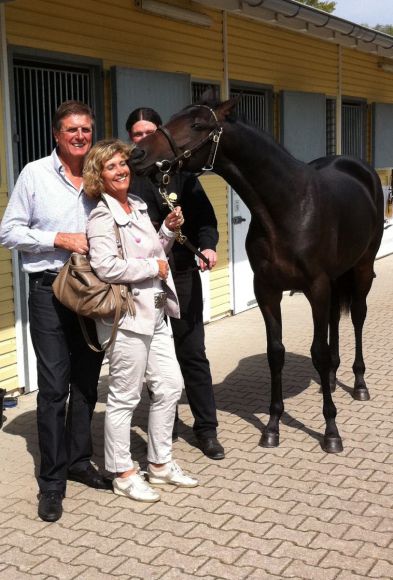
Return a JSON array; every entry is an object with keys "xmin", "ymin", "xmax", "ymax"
[
  {"xmin": 113, "ymin": 471, "xmax": 160, "ymax": 502},
  {"xmin": 148, "ymin": 461, "xmax": 198, "ymax": 488}
]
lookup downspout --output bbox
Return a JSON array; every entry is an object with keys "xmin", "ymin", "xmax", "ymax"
[
  {"xmin": 222, "ymin": 9, "xmax": 229, "ymax": 99},
  {"xmin": 336, "ymin": 43, "xmax": 342, "ymax": 155},
  {"xmin": 0, "ymin": 4, "xmax": 28, "ymax": 392},
  {"xmin": 222, "ymin": 9, "xmax": 235, "ymax": 313}
]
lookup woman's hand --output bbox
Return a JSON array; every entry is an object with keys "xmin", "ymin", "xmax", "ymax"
[
  {"xmin": 157, "ymin": 259, "xmax": 169, "ymax": 280},
  {"xmin": 165, "ymin": 206, "xmax": 184, "ymax": 232}
]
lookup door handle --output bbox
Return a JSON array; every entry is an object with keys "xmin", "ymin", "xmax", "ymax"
[{"xmin": 232, "ymin": 216, "xmax": 246, "ymax": 225}]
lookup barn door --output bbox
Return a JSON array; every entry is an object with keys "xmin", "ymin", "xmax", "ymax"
[
  {"xmin": 12, "ymin": 56, "xmax": 102, "ymax": 175},
  {"xmin": 10, "ymin": 53, "xmax": 103, "ymax": 392},
  {"xmin": 230, "ymin": 85, "xmax": 271, "ymax": 313},
  {"xmin": 372, "ymin": 103, "xmax": 393, "ymax": 169},
  {"xmin": 280, "ymin": 90, "xmax": 326, "ymax": 162},
  {"xmin": 111, "ymin": 67, "xmax": 191, "ymax": 140}
]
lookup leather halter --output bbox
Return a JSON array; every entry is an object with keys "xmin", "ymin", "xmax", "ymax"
[
  {"xmin": 155, "ymin": 105, "xmax": 223, "ymax": 185},
  {"xmin": 152, "ymin": 105, "xmax": 222, "ymax": 268}
]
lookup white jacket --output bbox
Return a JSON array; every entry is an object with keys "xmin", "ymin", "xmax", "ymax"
[{"xmin": 87, "ymin": 193, "xmax": 180, "ymax": 336}]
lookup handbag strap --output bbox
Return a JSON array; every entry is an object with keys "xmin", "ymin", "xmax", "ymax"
[
  {"xmin": 79, "ymin": 218, "xmax": 132, "ymax": 352},
  {"xmin": 78, "ymin": 283, "xmax": 124, "ymax": 352}
]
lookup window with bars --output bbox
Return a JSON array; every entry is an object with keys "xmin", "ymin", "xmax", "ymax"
[
  {"xmin": 191, "ymin": 83, "xmax": 271, "ymax": 133},
  {"xmin": 342, "ymin": 100, "xmax": 366, "ymax": 159},
  {"xmin": 13, "ymin": 58, "xmax": 94, "ymax": 171},
  {"xmin": 191, "ymin": 82, "xmax": 220, "ymax": 103},
  {"xmin": 230, "ymin": 86, "xmax": 270, "ymax": 132}
]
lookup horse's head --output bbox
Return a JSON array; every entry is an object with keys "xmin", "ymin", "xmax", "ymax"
[{"xmin": 130, "ymin": 99, "xmax": 237, "ymax": 179}]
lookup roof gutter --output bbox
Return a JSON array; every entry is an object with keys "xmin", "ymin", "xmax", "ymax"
[{"xmin": 195, "ymin": 0, "xmax": 393, "ymax": 58}]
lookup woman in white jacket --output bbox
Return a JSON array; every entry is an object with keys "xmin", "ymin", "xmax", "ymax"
[{"xmin": 84, "ymin": 139, "xmax": 198, "ymax": 502}]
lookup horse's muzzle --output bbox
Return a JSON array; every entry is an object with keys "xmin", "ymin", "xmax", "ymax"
[
  {"xmin": 130, "ymin": 146, "xmax": 145, "ymax": 161},
  {"xmin": 129, "ymin": 147, "xmax": 151, "ymax": 176}
]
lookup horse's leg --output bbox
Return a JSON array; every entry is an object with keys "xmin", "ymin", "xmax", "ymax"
[
  {"xmin": 328, "ymin": 283, "xmax": 341, "ymax": 393},
  {"xmin": 351, "ymin": 264, "xmax": 374, "ymax": 401},
  {"xmin": 307, "ymin": 279, "xmax": 343, "ymax": 453},
  {"xmin": 256, "ymin": 288, "xmax": 284, "ymax": 448}
]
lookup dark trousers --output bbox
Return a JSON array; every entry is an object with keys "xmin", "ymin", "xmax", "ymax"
[
  {"xmin": 28, "ymin": 272, "xmax": 104, "ymax": 493},
  {"xmin": 170, "ymin": 268, "xmax": 218, "ymax": 439}
]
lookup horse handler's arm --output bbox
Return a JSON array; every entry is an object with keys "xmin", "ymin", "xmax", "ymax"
[{"xmin": 199, "ymin": 249, "xmax": 217, "ymax": 271}]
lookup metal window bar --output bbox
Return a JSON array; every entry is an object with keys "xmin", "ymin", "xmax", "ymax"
[
  {"xmin": 230, "ymin": 88, "xmax": 266, "ymax": 131},
  {"xmin": 13, "ymin": 60, "xmax": 92, "ymax": 169},
  {"xmin": 342, "ymin": 102, "xmax": 364, "ymax": 159},
  {"xmin": 326, "ymin": 98, "xmax": 336, "ymax": 156},
  {"xmin": 191, "ymin": 83, "xmax": 267, "ymax": 132},
  {"xmin": 191, "ymin": 82, "xmax": 220, "ymax": 103}
]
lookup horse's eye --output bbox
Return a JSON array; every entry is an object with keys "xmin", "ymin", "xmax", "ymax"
[{"xmin": 191, "ymin": 123, "xmax": 200, "ymax": 130}]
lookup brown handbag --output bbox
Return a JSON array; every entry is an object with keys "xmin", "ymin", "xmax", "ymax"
[{"xmin": 53, "ymin": 222, "xmax": 135, "ymax": 351}]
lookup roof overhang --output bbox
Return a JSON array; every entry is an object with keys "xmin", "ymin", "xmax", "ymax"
[{"xmin": 194, "ymin": 0, "xmax": 393, "ymax": 60}]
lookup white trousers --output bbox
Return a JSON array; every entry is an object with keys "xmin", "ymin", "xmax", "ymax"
[{"xmin": 97, "ymin": 309, "xmax": 184, "ymax": 473}]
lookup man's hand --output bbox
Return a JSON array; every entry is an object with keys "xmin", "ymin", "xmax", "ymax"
[
  {"xmin": 157, "ymin": 259, "xmax": 169, "ymax": 280},
  {"xmin": 54, "ymin": 233, "xmax": 89, "ymax": 254},
  {"xmin": 199, "ymin": 249, "xmax": 217, "ymax": 271}
]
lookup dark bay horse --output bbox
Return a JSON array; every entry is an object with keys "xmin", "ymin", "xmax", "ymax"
[{"xmin": 130, "ymin": 99, "xmax": 384, "ymax": 453}]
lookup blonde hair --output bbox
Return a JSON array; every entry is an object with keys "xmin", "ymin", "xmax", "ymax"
[{"xmin": 83, "ymin": 138, "xmax": 135, "ymax": 197}]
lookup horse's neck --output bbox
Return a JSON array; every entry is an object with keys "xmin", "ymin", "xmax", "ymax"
[{"xmin": 217, "ymin": 123, "xmax": 306, "ymax": 214}]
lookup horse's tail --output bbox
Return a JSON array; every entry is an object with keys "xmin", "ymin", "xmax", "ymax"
[{"xmin": 332, "ymin": 271, "xmax": 353, "ymax": 315}]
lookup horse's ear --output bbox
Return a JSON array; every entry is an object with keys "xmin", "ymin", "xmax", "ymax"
[{"xmin": 215, "ymin": 96, "xmax": 239, "ymax": 122}]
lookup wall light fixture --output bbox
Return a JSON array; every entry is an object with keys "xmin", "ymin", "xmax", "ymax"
[
  {"xmin": 378, "ymin": 61, "xmax": 393, "ymax": 73},
  {"xmin": 135, "ymin": 0, "xmax": 213, "ymax": 28}
]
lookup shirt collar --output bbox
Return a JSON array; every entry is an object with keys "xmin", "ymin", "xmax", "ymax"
[
  {"xmin": 51, "ymin": 149, "xmax": 63, "ymax": 174},
  {"xmin": 101, "ymin": 192, "xmax": 148, "ymax": 226},
  {"xmin": 52, "ymin": 148, "xmax": 85, "ymax": 194}
]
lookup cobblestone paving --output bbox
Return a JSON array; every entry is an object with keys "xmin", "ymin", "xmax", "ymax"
[{"xmin": 1, "ymin": 255, "xmax": 392, "ymax": 579}]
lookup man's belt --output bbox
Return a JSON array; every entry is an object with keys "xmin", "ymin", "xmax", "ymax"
[{"xmin": 28, "ymin": 270, "xmax": 58, "ymax": 286}]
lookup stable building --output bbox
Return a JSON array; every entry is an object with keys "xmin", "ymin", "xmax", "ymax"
[{"xmin": 1, "ymin": 0, "xmax": 393, "ymax": 393}]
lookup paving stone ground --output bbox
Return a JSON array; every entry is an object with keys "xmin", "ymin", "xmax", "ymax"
[{"xmin": 1, "ymin": 254, "xmax": 393, "ymax": 579}]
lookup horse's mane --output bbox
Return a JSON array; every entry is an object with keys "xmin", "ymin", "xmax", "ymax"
[{"xmin": 171, "ymin": 97, "xmax": 300, "ymax": 163}]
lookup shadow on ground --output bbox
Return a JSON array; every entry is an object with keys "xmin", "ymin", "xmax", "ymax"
[{"xmin": 3, "ymin": 351, "xmax": 354, "ymax": 477}]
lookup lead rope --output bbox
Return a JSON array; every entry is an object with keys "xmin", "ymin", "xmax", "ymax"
[
  {"xmin": 158, "ymin": 179, "xmax": 210, "ymax": 267},
  {"xmin": 159, "ymin": 181, "xmax": 187, "ymax": 243}
]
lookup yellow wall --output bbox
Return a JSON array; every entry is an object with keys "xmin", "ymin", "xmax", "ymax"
[
  {"xmin": 0, "ymin": 75, "xmax": 18, "ymax": 392},
  {"xmin": 227, "ymin": 15, "xmax": 393, "ymax": 104},
  {"xmin": 5, "ymin": 0, "xmax": 223, "ymax": 79},
  {"xmin": 228, "ymin": 15, "xmax": 339, "ymax": 95},
  {"xmin": 200, "ymin": 175, "xmax": 231, "ymax": 319},
  {"xmin": 342, "ymin": 49, "xmax": 393, "ymax": 102}
]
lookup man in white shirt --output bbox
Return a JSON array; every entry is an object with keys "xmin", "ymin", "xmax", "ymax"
[{"xmin": 0, "ymin": 101, "xmax": 110, "ymax": 523}]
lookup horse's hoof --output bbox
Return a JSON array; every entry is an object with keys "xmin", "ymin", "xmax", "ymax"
[
  {"xmin": 353, "ymin": 388, "xmax": 370, "ymax": 401},
  {"xmin": 322, "ymin": 436, "xmax": 343, "ymax": 453},
  {"xmin": 260, "ymin": 431, "xmax": 279, "ymax": 448}
]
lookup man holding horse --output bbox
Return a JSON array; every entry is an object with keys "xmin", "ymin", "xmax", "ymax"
[{"xmin": 126, "ymin": 106, "xmax": 225, "ymax": 460}]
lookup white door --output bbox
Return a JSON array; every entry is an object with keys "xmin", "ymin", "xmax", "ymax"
[{"xmin": 231, "ymin": 189, "xmax": 257, "ymax": 314}]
